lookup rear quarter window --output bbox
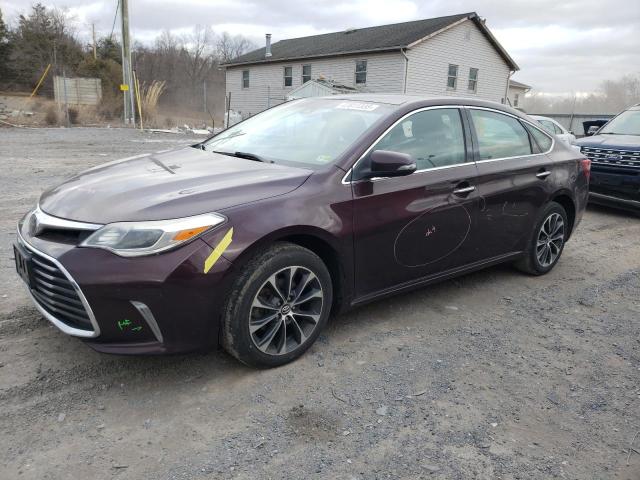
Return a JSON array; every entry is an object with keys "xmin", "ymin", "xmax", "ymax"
[{"xmin": 526, "ymin": 123, "xmax": 554, "ymax": 152}]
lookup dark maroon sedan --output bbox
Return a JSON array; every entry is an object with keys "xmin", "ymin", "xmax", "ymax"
[{"xmin": 14, "ymin": 95, "xmax": 590, "ymax": 367}]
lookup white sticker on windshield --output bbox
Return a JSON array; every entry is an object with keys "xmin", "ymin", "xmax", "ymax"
[{"xmin": 335, "ymin": 101, "xmax": 379, "ymax": 112}]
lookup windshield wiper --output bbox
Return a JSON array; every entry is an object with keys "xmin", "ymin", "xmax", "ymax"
[
  {"xmin": 235, "ymin": 151, "xmax": 273, "ymax": 163},
  {"xmin": 211, "ymin": 150, "xmax": 273, "ymax": 163}
]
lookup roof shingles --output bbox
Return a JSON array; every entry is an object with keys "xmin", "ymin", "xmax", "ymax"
[{"xmin": 225, "ymin": 13, "xmax": 474, "ymax": 66}]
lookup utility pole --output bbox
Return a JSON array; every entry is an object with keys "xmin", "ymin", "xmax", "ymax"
[
  {"xmin": 92, "ymin": 23, "xmax": 97, "ymax": 60},
  {"xmin": 203, "ymin": 80, "xmax": 207, "ymax": 113},
  {"xmin": 120, "ymin": 0, "xmax": 135, "ymax": 126}
]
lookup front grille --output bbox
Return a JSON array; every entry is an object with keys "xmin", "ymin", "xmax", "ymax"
[
  {"xmin": 28, "ymin": 251, "xmax": 93, "ymax": 331},
  {"xmin": 581, "ymin": 147, "xmax": 640, "ymax": 170}
]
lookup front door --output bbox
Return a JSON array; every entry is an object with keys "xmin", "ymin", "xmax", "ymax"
[{"xmin": 350, "ymin": 107, "xmax": 480, "ymax": 299}]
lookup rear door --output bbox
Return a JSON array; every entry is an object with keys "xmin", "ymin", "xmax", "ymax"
[
  {"xmin": 467, "ymin": 107, "xmax": 556, "ymax": 258},
  {"xmin": 350, "ymin": 106, "xmax": 481, "ymax": 299}
]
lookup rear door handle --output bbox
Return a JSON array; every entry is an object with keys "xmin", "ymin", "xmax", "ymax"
[
  {"xmin": 453, "ymin": 185, "xmax": 475, "ymax": 195},
  {"xmin": 536, "ymin": 170, "xmax": 551, "ymax": 179}
]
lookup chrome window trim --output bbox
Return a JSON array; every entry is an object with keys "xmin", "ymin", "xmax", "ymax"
[
  {"xmin": 341, "ymin": 105, "xmax": 468, "ymax": 185},
  {"xmin": 341, "ymin": 104, "xmax": 556, "ymax": 185},
  {"xmin": 16, "ymin": 226, "xmax": 101, "ymax": 338},
  {"xmin": 33, "ymin": 205, "xmax": 103, "ymax": 231},
  {"xmin": 466, "ymin": 106, "xmax": 555, "ymax": 160}
]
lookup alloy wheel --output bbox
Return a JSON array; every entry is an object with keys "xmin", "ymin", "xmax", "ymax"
[
  {"xmin": 536, "ymin": 212, "xmax": 565, "ymax": 267},
  {"xmin": 249, "ymin": 266, "xmax": 324, "ymax": 355}
]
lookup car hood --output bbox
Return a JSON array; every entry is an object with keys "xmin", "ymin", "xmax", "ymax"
[
  {"xmin": 39, "ymin": 147, "xmax": 313, "ymax": 224},
  {"xmin": 574, "ymin": 134, "xmax": 640, "ymax": 151}
]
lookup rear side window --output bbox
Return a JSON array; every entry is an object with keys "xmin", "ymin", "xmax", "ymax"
[
  {"xmin": 372, "ymin": 108, "xmax": 466, "ymax": 170},
  {"xmin": 470, "ymin": 109, "xmax": 532, "ymax": 160},
  {"xmin": 527, "ymin": 123, "xmax": 553, "ymax": 152}
]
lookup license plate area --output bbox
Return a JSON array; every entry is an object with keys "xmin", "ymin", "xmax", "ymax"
[{"xmin": 13, "ymin": 243, "xmax": 34, "ymax": 288}]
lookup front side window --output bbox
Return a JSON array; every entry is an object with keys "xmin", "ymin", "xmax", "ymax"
[
  {"xmin": 204, "ymin": 98, "xmax": 392, "ymax": 169},
  {"xmin": 359, "ymin": 108, "xmax": 466, "ymax": 174},
  {"xmin": 468, "ymin": 68, "xmax": 478, "ymax": 92},
  {"xmin": 283, "ymin": 66, "xmax": 293, "ymax": 87},
  {"xmin": 470, "ymin": 109, "xmax": 533, "ymax": 160},
  {"xmin": 242, "ymin": 70, "xmax": 249, "ymax": 88},
  {"xmin": 447, "ymin": 64, "xmax": 458, "ymax": 89},
  {"xmin": 599, "ymin": 110, "xmax": 640, "ymax": 135},
  {"xmin": 355, "ymin": 60, "xmax": 367, "ymax": 84},
  {"xmin": 302, "ymin": 64, "xmax": 311, "ymax": 83}
]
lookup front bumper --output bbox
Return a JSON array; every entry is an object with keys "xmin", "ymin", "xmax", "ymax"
[
  {"xmin": 589, "ymin": 169, "xmax": 640, "ymax": 212},
  {"xmin": 16, "ymin": 222, "xmax": 234, "ymax": 355},
  {"xmin": 589, "ymin": 191, "xmax": 640, "ymax": 212}
]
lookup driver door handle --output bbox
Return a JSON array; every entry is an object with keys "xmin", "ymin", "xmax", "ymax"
[
  {"xmin": 453, "ymin": 185, "xmax": 475, "ymax": 195},
  {"xmin": 536, "ymin": 170, "xmax": 551, "ymax": 179}
]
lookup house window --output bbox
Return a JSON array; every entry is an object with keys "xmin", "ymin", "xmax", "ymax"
[
  {"xmin": 468, "ymin": 68, "xmax": 478, "ymax": 92},
  {"xmin": 514, "ymin": 93, "xmax": 520, "ymax": 107},
  {"xmin": 302, "ymin": 64, "xmax": 312, "ymax": 83},
  {"xmin": 284, "ymin": 66, "xmax": 293, "ymax": 87},
  {"xmin": 242, "ymin": 70, "xmax": 249, "ymax": 89},
  {"xmin": 355, "ymin": 60, "xmax": 367, "ymax": 84},
  {"xmin": 447, "ymin": 64, "xmax": 458, "ymax": 89}
]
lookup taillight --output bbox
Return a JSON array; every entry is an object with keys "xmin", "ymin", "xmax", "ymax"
[{"xmin": 580, "ymin": 158, "xmax": 591, "ymax": 182}]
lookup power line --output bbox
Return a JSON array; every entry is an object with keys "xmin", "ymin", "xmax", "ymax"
[{"xmin": 109, "ymin": 0, "xmax": 120, "ymax": 41}]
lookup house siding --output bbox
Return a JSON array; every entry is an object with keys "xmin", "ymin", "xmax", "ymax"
[
  {"xmin": 405, "ymin": 19, "xmax": 510, "ymax": 103},
  {"xmin": 225, "ymin": 52, "xmax": 404, "ymax": 117},
  {"xmin": 507, "ymin": 85, "xmax": 528, "ymax": 108}
]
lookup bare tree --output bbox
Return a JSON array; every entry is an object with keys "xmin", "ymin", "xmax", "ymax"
[
  {"xmin": 216, "ymin": 32, "xmax": 256, "ymax": 63},
  {"xmin": 180, "ymin": 25, "xmax": 217, "ymax": 87}
]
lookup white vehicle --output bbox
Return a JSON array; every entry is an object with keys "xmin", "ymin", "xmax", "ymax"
[{"xmin": 530, "ymin": 115, "xmax": 576, "ymax": 145}]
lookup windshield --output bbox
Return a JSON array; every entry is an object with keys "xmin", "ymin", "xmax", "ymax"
[
  {"xmin": 203, "ymin": 98, "xmax": 392, "ymax": 168},
  {"xmin": 599, "ymin": 110, "xmax": 640, "ymax": 135}
]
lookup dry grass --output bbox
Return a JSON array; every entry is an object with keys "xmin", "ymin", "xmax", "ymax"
[{"xmin": 139, "ymin": 80, "xmax": 166, "ymax": 127}]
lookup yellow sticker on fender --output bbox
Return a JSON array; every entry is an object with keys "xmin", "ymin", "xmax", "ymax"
[{"xmin": 204, "ymin": 227, "xmax": 233, "ymax": 273}]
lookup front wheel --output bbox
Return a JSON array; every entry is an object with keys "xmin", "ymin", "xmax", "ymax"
[
  {"xmin": 222, "ymin": 242, "xmax": 333, "ymax": 368},
  {"xmin": 515, "ymin": 202, "xmax": 568, "ymax": 275}
]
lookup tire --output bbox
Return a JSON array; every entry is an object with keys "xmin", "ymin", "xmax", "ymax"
[
  {"xmin": 515, "ymin": 201, "xmax": 568, "ymax": 275},
  {"xmin": 222, "ymin": 242, "xmax": 333, "ymax": 368}
]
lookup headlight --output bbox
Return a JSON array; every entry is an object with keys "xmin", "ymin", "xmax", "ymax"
[{"xmin": 80, "ymin": 213, "xmax": 225, "ymax": 257}]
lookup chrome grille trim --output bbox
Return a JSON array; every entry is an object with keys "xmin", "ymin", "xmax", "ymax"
[
  {"xmin": 16, "ymin": 227, "xmax": 100, "ymax": 338},
  {"xmin": 580, "ymin": 147, "xmax": 640, "ymax": 169}
]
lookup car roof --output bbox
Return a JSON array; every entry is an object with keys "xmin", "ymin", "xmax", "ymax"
[
  {"xmin": 530, "ymin": 115, "xmax": 553, "ymax": 121},
  {"xmin": 318, "ymin": 93, "xmax": 529, "ymax": 119}
]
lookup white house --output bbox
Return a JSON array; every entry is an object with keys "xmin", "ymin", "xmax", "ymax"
[
  {"xmin": 507, "ymin": 79, "xmax": 531, "ymax": 108},
  {"xmin": 222, "ymin": 12, "xmax": 519, "ymax": 118}
]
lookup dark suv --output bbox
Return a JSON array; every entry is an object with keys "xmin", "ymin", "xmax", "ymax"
[
  {"xmin": 575, "ymin": 104, "xmax": 640, "ymax": 211},
  {"xmin": 14, "ymin": 95, "xmax": 589, "ymax": 367}
]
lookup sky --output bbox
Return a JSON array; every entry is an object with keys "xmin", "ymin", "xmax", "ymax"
[{"xmin": 1, "ymin": 0, "xmax": 639, "ymax": 95}]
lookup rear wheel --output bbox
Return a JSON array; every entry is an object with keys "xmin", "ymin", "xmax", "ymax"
[
  {"xmin": 515, "ymin": 201, "xmax": 568, "ymax": 275},
  {"xmin": 222, "ymin": 242, "xmax": 332, "ymax": 368}
]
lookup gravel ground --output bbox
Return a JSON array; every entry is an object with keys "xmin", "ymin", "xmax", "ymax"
[{"xmin": 0, "ymin": 127, "xmax": 639, "ymax": 480}]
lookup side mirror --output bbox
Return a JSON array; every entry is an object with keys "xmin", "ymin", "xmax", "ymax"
[
  {"xmin": 586, "ymin": 126, "xmax": 599, "ymax": 136},
  {"xmin": 368, "ymin": 150, "xmax": 417, "ymax": 178}
]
